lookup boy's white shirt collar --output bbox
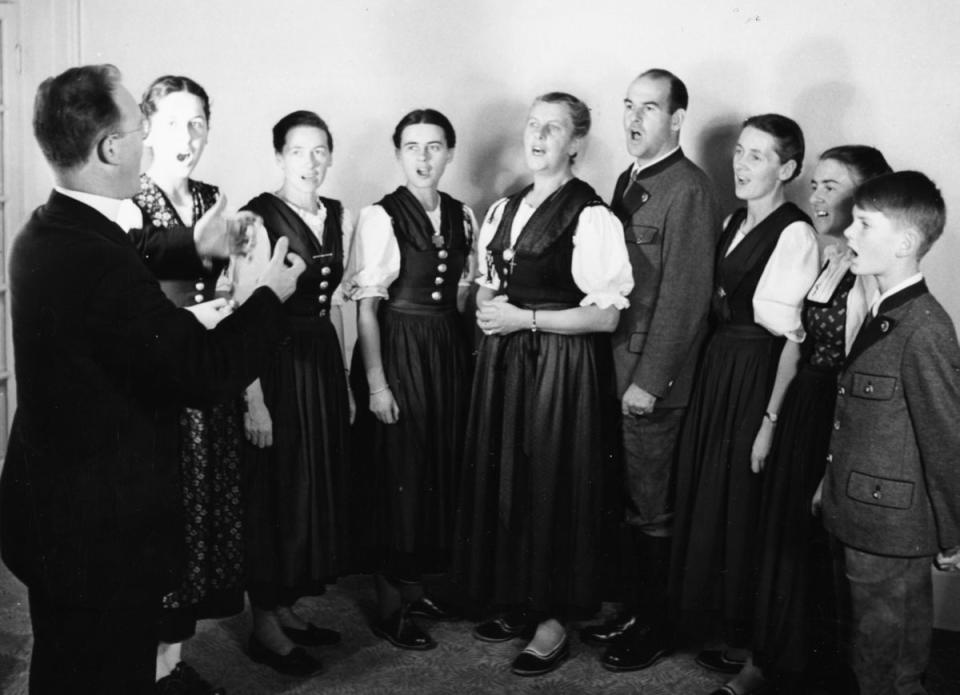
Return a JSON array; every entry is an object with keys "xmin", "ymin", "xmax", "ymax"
[
  {"xmin": 55, "ymin": 186, "xmax": 142, "ymax": 232},
  {"xmin": 870, "ymin": 273, "xmax": 924, "ymax": 315}
]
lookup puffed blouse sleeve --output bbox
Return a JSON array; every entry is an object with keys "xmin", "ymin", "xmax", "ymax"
[
  {"xmin": 475, "ymin": 198, "xmax": 510, "ymax": 292},
  {"xmin": 342, "ymin": 204, "xmax": 400, "ymax": 301},
  {"xmin": 572, "ymin": 205, "xmax": 634, "ymax": 310},
  {"xmin": 752, "ymin": 220, "xmax": 819, "ymax": 342},
  {"xmin": 331, "ymin": 206, "xmax": 356, "ymax": 307}
]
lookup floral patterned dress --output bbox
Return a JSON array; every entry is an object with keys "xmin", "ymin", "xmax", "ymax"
[
  {"xmin": 134, "ymin": 175, "xmax": 245, "ymax": 641},
  {"xmin": 752, "ymin": 267, "xmax": 857, "ymax": 679}
]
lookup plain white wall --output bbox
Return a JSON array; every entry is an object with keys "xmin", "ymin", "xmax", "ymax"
[{"xmin": 17, "ymin": 0, "xmax": 960, "ymax": 623}]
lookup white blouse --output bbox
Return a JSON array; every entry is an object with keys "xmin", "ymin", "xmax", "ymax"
[
  {"xmin": 342, "ymin": 202, "xmax": 479, "ymax": 301},
  {"xmin": 230, "ymin": 197, "xmax": 355, "ymax": 307},
  {"xmin": 725, "ymin": 217, "xmax": 819, "ymax": 343},
  {"xmin": 476, "ymin": 197, "xmax": 634, "ymax": 310}
]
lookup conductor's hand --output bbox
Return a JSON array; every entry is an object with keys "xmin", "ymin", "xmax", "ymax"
[
  {"xmin": 194, "ymin": 195, "xmax": 259, "ymax": 258},
  {"xmin": 255, "ymin": 237, "xmax": 306, "ymax": 302},
  {"xmin": 185, "ymin": 297, "xmax": 235, "ymax": 329}
]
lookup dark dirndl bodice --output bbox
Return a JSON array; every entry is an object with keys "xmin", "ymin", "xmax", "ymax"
[
  {"xmin": 379, "ymin": 186, "xmax": 468, "ymax": 312},
  {"xmin": 485, "ymin": 178, "xmax": 602, "ymax": 309},
  {"xmin": 134, "ymin": 175, "xmax": 226, "ymax": 307},
  {"xmin": 712, "ymin": 203, "xmax": 811, "ymax": 326},
  {"xmin": 803, "ymin": 269, "xmax": 855, "ymax": 370},
  {"xmin": 243, "ymin": 192, "xmax": 345, "ymax": 320}
]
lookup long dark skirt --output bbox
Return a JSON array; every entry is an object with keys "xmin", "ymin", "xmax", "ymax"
[
  {"xmin": 243, "ymin": 317, "xmax": 351, "ymax": 606},
  {"xmin": 159, "ymin": 401, "xmax": 246, "ymax": 642},
  {"xmin": 350, "ymin": 304, "xmax": 470, "ymax": 579},
  {"xmin": 753, "ymin": 363, "xmax": 842, "ymax": 676},
  {"xmin": 454, "ymin": 329, "xmax": 613, "ymax": 618},
  {"xmin": 671, "ymin": 323, "xmax": 783, "ymax": 645}
]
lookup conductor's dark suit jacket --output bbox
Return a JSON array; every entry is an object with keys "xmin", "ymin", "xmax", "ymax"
[
  {"xmin": 610, "ymin": 149, "xmax": 720, "ymax": 406},
  {"xmin": 822, "ymin": 281, "xmax": 960, "ymax": 557},
  {"xmin": 0, "ymin": 191, "xmax": 286, "ymax": 607}
]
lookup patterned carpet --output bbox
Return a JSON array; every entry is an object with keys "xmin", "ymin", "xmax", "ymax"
[{"xmin": 2, "ymin": 564, "xmax": 959, "ymax": 694}]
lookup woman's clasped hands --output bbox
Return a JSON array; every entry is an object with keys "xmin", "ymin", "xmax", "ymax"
[{"xmin": 477, "ymin": 295, "xmax": 529, "ymax": 336}]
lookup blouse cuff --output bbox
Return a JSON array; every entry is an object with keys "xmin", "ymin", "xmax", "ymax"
[
  {"xmin": 754, "ymin": 300, "xmax": 807, "ymax": 343},
  {"xmin": 345, "ymin": 284, "xmax": 389, "ymax": 301},
  {"xmin": 580, "ymin": 292, "xmax": 630, "ymax": 311}
]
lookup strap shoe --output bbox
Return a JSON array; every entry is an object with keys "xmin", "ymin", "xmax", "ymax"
[{"xmin": 601, "ymin": 622, "xmax": 671, "ymax": 671}]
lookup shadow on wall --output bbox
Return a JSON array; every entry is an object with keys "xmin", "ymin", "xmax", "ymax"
[
  {"xmin": 782, "ymin": 37, "xmax": 860, "ymax": 151},
  {"xmin": 461, "ymin": 97, "xmax": 530, "ymax": 217},
  {"xmin": 683, "ymin": 57, "xmax": 745, "ymax": 215},
  {"xmin": 579, "ymin": 129, "xmax": 619, "ymax": 202},
  {"xmin": 337, "ymin": 115, "xmax": 396, "ymax": 211},
  {"xmin": 793, "ymin": 80, "xmax": 858, "ymax": 149},
  {"xmin": 696, "ymin": 118, "xmax": 741, "ymax": 214},
  {"xmin": 782, "ymin": 38, "xmax": 861, "ymax": 205}
]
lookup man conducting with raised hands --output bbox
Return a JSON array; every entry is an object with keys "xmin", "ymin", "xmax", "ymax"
[{"xmin": 0, "ymin": 64, "xmax": 305, "ymax": 695}]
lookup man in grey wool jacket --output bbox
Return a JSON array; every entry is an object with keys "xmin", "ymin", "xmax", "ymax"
[{"xmin": 581, "ymin": 68, "xmax": 720, "ymax": 672}]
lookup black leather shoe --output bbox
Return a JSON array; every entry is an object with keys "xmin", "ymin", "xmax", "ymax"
[
  {"xmin": 511, "ymin": 635, "xmax": 570, "ymax": 677},
  {"xmin": 248, "ymin": 635, "xmax": 323, "ymax": 676},
  {"xmin": 696, "ymin": 648, "xmax": 746, "ymax": 674},
  {"xmin": 408, "ymin": 596, "xmax": 460, "ymax": 621},
  {"xmin": 156, "ymin": 662, "xmax": 226, "ymax": 695},
  {"xmin": 156, "ymin": 673, "xmax": 190, "ymax": 695},
  {"xmin": 600, "ymin": 623, "xmax": 671, "ymax": 672},
  {"xmin": 281, "ymin": 623, "xmax": 341, "ymax": 646},
  {"xmin": 472, "ymin": 615, "xmax": 536, "ymax": 643},
  {"xmin": 371, "ymin": 610, "xmax": 437, "ymax": 650},
  {"xmin": 580, "ymin": 614, "xmax": 638, "ymax": 646},
  {"xmin": 707, "ymin": 683, "xmax": 774, "ymax": 695}
]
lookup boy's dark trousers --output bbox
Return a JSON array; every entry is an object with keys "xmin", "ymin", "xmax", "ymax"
[{"xmin": 838, "ymin": 544, "xmax": 933, "ymax": 695}]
